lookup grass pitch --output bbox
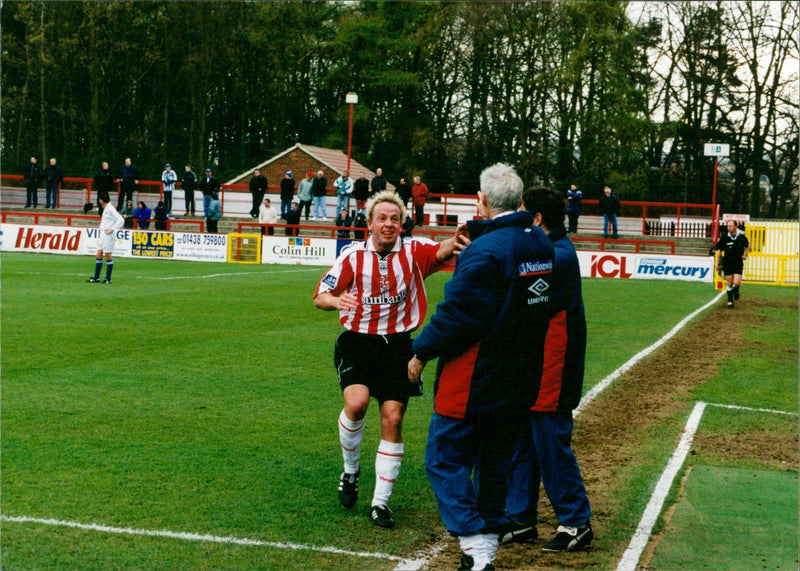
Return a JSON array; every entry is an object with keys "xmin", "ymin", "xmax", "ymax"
[{"xmin": 0, "ymin": 252, "xmax": 777, "ymax": 569}]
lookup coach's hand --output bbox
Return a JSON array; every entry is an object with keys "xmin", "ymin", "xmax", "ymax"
[{"xmin": 408, "ymin": 356, "xmax": 426, "ymax": 385}]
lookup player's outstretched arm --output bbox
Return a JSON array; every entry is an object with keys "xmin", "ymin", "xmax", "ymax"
[
  {"xmin": 314, "ymin": 291, "xmax": 358, "ymax": 312},
  {"xmin": 435, "ymin": 223, "xmax": 471, "ymax": 263}
]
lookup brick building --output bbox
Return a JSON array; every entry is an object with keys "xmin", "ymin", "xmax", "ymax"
[{"xmin": 225, "ymin": 143, "xmax": 394, "ymax": 193}]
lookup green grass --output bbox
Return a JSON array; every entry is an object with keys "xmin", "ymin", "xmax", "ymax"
[
  {"xmin": 1, "ymin": 252, "xmax": 796, "ymax": 570},
  {"xmin": 649, "ymin": 465, "xmax": 799, "ymax": 570}
]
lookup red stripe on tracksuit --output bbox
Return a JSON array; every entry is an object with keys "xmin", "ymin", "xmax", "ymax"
[
  {"xmin": 531, "ymin": 309, "xmax": 567, "ymax": 412},
  {"xmin": 433, "ymin": 341, "xmax": 482, "ymax": 419}
]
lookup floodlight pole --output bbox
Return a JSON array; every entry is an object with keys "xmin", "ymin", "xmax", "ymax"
[{"xmin": 345, "ymin": 92, "xmax": 358, "ymax": 172}]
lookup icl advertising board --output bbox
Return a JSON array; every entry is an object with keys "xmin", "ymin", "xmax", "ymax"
[{"xmin": 577, "ymin": 251, "xmax": 714, "ymax": 282}]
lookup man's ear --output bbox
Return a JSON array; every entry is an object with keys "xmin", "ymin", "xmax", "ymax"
[{"xmin": 533, "ymin": 212, "xmax": 543, "ymax": 227}]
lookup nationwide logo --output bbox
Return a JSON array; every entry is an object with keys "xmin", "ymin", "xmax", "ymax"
[
  {"xmin": 518, "ymin": 259, "xmax": 553, "ymax": 276},
  {"xmin": 528, "ymin": 278, "xmax": 549, "ymax": 296}
]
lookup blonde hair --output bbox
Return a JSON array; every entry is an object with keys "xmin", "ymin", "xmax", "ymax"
[{"xmin": 366, "ymin": 190, "xmax": 407, "ymax": 222}]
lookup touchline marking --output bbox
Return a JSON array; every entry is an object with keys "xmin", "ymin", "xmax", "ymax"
[
  {"xmin": 1, "ymin": 515, "xmax": 403, "ymax": 562},
  {"xmin": 707, "ymin": 402, "xmax": 798, "ymax": 416},
  {"xmin": 616, "ymin": 399, "xmax": 793, "ymax": 571},
  {"xmin": 616, "ymin": 401, "xmax": 707, "ymax": 571},
  {"xmin": 574, "ymin": 291, "xmax": 725, "ymax": 416},
  {"xmin": 140, "ymin": 268, "xmax": 322, "ymax": 281}
]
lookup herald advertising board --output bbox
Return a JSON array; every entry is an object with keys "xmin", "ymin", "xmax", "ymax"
[{"xmin": 576, "ymin": 251, "xmax": 713, "ymax": 282}]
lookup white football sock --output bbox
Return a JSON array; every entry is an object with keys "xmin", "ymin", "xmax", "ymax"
[
  {"xmin": 371, "ymin": 440, "xmax": 404, "ymax": 507},
  {"xmin": 338, "ymin": 409, "xmax": 364, "ymax": 474},
  {"xmin": 459, "ymin": 533, "xmax": 499, "ymax": 570}
]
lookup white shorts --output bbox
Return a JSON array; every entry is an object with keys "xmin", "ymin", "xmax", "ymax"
[{"xmin": 98, "ymin": 231, "xmax": 116, "ymax": 254}]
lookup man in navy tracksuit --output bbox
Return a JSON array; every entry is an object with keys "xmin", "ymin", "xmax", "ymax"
[
  {"xmin": 408, "ymin": 163, "xmax": 555, "ymax": 571},
  {"xmin": 498, "ymin": 186, "xmax": 592, "ymax": 553}
]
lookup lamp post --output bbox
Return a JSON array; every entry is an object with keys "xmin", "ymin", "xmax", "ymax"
[{"xmin": 345, "ymin": 92, "xmax": 358, "ymax": 171}]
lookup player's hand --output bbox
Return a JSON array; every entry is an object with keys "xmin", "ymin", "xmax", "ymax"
[
  {"xmin": 336, "ymin": 292, "xmax": 358, "ymax": 312},
  {"xmin": 436, "ymin": 223, "xmax": 471, "ymax": 262},
  {"xmin": 408, "ymin": 356, "xmax": 426, "ymax": 384},
  {"xmin": 105, "ymin": 229, "xmax": 113, "ymax": 235}
]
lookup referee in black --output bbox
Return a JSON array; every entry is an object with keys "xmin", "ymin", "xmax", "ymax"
[{"xmin": 711, "ymin": 220, "xmax": 750, "ymax": 308}]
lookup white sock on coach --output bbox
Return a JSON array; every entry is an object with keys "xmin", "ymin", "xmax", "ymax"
[
  {"xmin": 459, "ymin": 533, "xmax": 499, "ymax": 570},
  {"xmin": 338, "ymin": 409, "xmax": 364, "ymax": 474},
  {"xmin": 372, "ymin": 440, "xmax": 404, "ymax": 507}
]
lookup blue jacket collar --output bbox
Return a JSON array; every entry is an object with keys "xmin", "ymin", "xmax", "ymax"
[{"xmin": 466, "ymin": 210, "xmax": 534, "ymax": 240}]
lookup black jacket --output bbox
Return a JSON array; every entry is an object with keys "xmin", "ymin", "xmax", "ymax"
[
  {"xmin": 93, "ymin": 168, "xmax": 115, "ymax": 193},
  {"xmin": 280, "ymin": 177, "xmax": 295, "ymax": 201},
  {"xmin": 198, "ymin": 175, "xmax": 220, "ymax": 196},
  {"xmin": 311, "ymin": 177, "xmax": 328, "ymax": 197},
  {"xmin": 250, "ymin": 174, "xmax": 268, "ymax": 195},
  {"xmin": 44, "ymin": 164, "xmax": 63, "ymax": 183}
]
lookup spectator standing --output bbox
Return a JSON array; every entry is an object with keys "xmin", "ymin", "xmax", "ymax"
[
  {"xmin": 23, "ymin": 156, "xmax": 41, "ymax": 208},
  {"xmin": 352, "ymin": 172, "xmax": 370, "ymax": 217},
  {"xmin": 259, "ymin": 197, "xmax": 278, "ymax": 235},
  {"xmin": 93, "ymin": 161, "xmax": 114, "ymax": 215},
  {"xmin": 154, "ymin": 200, "xmax": 169, "ymax": 231},
  {"xmin": 566, "ymin": 184, "xmax": 582, "ymax": 233},
  {"xmin": 335, "ymin": 207, "xmax": 352, "ymax": 239},
  {"xmin": 198, "ymin": 168, "xmax": 220, "ymax": 218},
  {"xmin": 499, "ymin": 186, "xmax": 592, "ymax": 553},
  {"xmin": 249, "ymin": 169, "xmax": 268, "ymax": 218},
  {"xmin": 135, "ymin": 201, "xmax": 152, "ymax": 229},
  {"xmin": 599, "ymin": 186, "xmax": 620, "ymax": 239},
  {"xmin": 314, "ymin": 190, "xmax": 468, "ymax": 529},
  {"xmin": 44, "ymin": 157, "xmax": 63, "ymax": 209},
  {"xmin": 334, "ymin": 170, "xmax": 354, "ymax": 214},
  {"xmin": 395, "ymin": 177, "xmax": 412, "ymax": 207},
  {"xmin": 206, "ymin": 193, "xmax": 222, "ymax": 233},
  {"xmin": 161, "ymin": 163, "xmax": 177, "ymax": 213},
  {"xmin": 280, "ymin": 171, "xmax": 296, "ymax": 217},
  {"xmin": 711, "ymin": 220, "xmax": 750, "ymax": 309},
  {"xmin": 411, "ymin": 176, "xmax": 429, "ymax": 226},
  {"xmin": 297, "ymin": 171, "xmax": 314, "ymax": 220},
  {"xmin": 181, "ymin": 165, "xmax": 198, "ymax": 216},
  {"xmin": 118, "ymin": 157, "xmax": 140, "ymax": 210},
  {"xmin": 370, "ymin": 167, "xmax": 387, "ymax": 196},
  {"xmin": 311, "ymin": 170, "xmax": 328, "ymax": 221},
  {"xmin": 120, "ymin": 200, "xmax": 135, "ymax": 229},
  {"xmin": 87, "ymin": 193, "xmax": 124, "ymax": 284},
  {"xmin": 408, "ymin": 164, "xmax": 556, "ymax": 571},
  {"xmin": 282, "ymin": 201, "xmax": 301, "ymax": 236}
]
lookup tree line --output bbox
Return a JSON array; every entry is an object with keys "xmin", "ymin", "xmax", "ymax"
[{"xmin": 2, "ymin": 1, "xmax": 797, "ymax": 217}]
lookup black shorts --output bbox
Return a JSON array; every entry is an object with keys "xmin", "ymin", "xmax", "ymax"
[
  {"xmin": 334, "ymin": 330, "xmax": 422, "ymax": 406},
  {"xmin": 722, "ymin": 258, "xmax": 744, "ymax": 276}
]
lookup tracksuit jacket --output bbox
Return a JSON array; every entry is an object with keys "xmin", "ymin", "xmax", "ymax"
[
  {"xmin": 531, "ymin": 225, "xmax": 587, "ymax": 415},
  {"xmin": 412, "ymin": 210, "xmax": 556, "ymax": 419}
]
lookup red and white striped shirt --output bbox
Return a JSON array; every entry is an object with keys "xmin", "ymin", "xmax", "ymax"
[{"xmin": 315, "ymin": 237, "xmax": 446, "ymax": 335}]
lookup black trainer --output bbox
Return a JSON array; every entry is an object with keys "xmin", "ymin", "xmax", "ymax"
[
  {"xmin": 103, "ymin": 278, "xmax": 112, "ymax": 284},
  {"xmin": 458, "ymin": 553, "xmax": 495, "ymax": 571},
  {"xmin": 498, "ymin": 521, "xmax": 538, "ymax": 544},
  {"xmin": 542, "ymin": 524, "xmax": 593, "ymax": 552},
  {"xmin": 338, "ymin": 470, "xmax": 359, "ymax": 508},
  {"xmin": 87, "ymin": 277, "xmax": 100, "ymax": 283},
  {"xmin": 727, "ymin": 301, "xmax": 734, "ymax": 309},
  {"xmin": 369, "ymin": 504, "xmax": 394, "ymax": 529}
]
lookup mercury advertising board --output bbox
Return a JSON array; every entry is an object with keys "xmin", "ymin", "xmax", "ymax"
[{"xmin": 577, "ymin": 251, "xmax": 714, "ymax": 282}]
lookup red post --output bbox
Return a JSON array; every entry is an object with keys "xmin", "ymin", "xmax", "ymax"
[
  {"xmin": 711, "ymin": 158, "xmax": 719, "ymax": 243},
  {"xmin": 347, "ymin": 103, "xmax": 354, "ymax": 172}
]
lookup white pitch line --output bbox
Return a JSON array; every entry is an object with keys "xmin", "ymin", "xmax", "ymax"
[
  {"xmin": 574, "ymin": 291, "xmax": 725, "ymax": 416},
  {"xmin": 1, "ymin": 515, "xmax": 404, "ymax": 562},
  {"xmin": 616, "ymin": 401, "xmax": 707, "ymax": 571},
  {"xmin": 706, "ymin": 402, "xmax": 799, "ymax": 416},
  {"xmin": 140, "ymin": 268, "xmax": 323, "ymax": 280}
]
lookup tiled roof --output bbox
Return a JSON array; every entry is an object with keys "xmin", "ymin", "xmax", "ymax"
[{"xmin": 225, "ymin": 143, "xmax": 394, "ymax": 190}]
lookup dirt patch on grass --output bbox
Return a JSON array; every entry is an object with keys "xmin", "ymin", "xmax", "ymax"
[{"xmin": 422, "ymin": 296, "xmax": 796, "ymax": 570}]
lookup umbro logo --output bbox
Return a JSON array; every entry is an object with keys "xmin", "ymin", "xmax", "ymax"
[{"xmin": 528, "ymin": 279, "xmax": 549, "ymax": 296}]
